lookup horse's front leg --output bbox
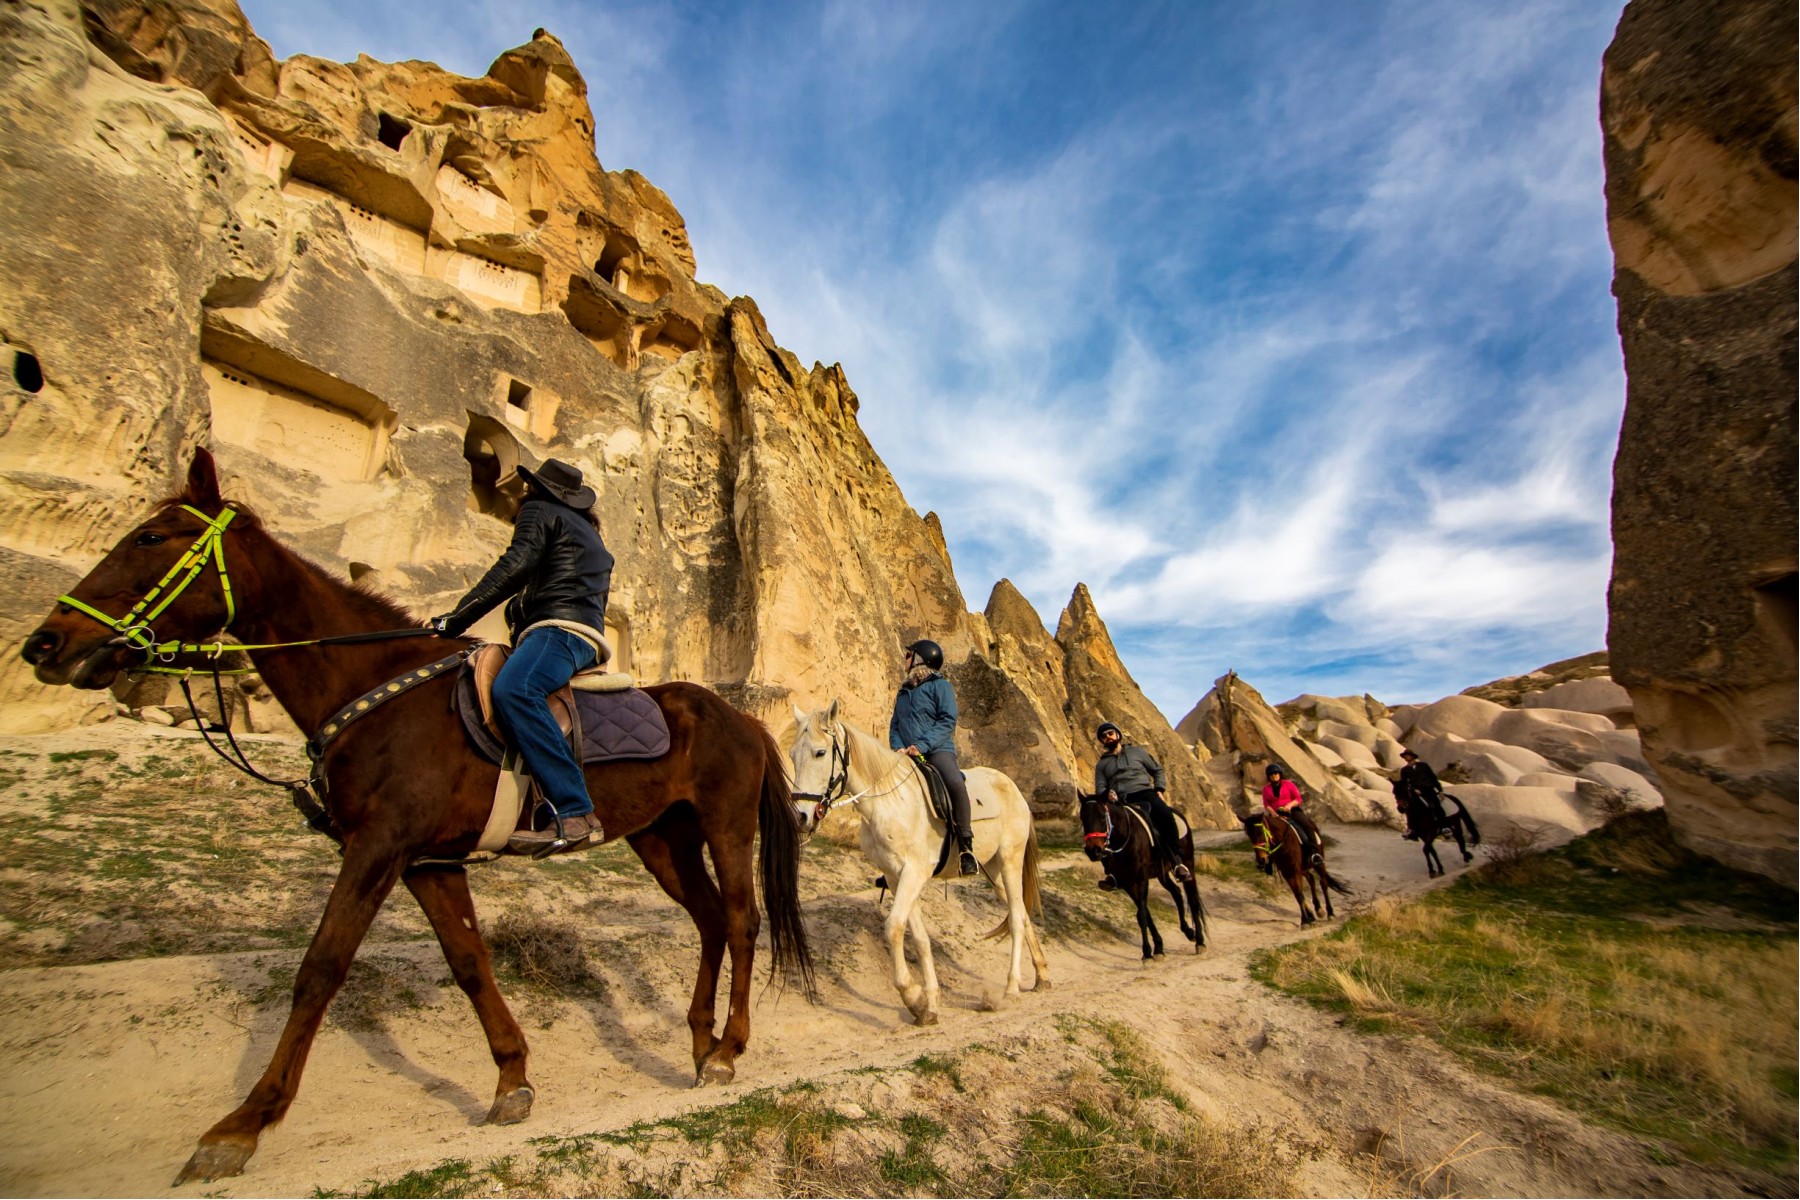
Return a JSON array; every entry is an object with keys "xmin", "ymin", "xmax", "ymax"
[
  {"xmin": 1284, "ymin": 859, "xmax": 1315, "ymax": 926},
  {"xmin": 403, "ymin": 865, "xmax": 533, "ymax": 1123},
  {"xmin": 176, "ymin": 839, "xmax": 404, "ymax": 1183},
  {"xmin": 1133, "ymin": 883, "xmax": 1161, "ymax": 958},
  {"xmin": 884, "ymin": 867, "xmax": 932, "ymax": 1022},
  {"xmin": 1160, "ymin": 874, "xmax": 1194, "ymax": 943},
  {"xmin": 904, "ymin": 903, "xmax": 942, "ymax": 1025}
]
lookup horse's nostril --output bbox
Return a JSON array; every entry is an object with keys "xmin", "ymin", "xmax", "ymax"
[{"xmin": 21, "ymin": 631, "xmax": 60, "ymax": 665}]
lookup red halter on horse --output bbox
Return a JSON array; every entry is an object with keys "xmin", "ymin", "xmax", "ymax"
[{"xmin": 21, "ymin": 449, "xmax": 815, "ymax": 1184}]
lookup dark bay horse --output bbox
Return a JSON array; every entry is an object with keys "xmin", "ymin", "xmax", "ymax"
[
  {"xmin": 1242, "ymin": 809, "xmax": 1349, "ymax": 926},
  {"xmin": 1079, "ymin": 792, "xmax": 1207, "ymax": 958},
  {"xmin": 1394, "ymin": 783, "xmax": 1481, "ymax": 877},
  {"xmin": 20, "ymin": 450, "xmax": 813, "ymax": 1183}
]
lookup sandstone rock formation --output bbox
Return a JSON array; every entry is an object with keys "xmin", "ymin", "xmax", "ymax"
[
  {"xmin": 1602, "ymin": 0, "xmax": 1798, "ymax": 887},
  {"xmin": 0, "ymin": 0, "xmax": 1214, "ymax": 825},
  {"xmin": 1176, "ymin": 673, "xmax": 1387, "ymax": 824}
]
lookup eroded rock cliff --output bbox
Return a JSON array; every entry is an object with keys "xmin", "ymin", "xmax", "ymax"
[
  {"xmin": 0, "ymin": 0, "xmax": 1216, "ymax": 823},
  {"xmin": 1602, "ymin": 0, "xmax": 1798, "ymax": 887}
]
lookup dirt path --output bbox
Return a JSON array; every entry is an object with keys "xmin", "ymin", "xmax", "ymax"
[{"xmin": 0, "ymin": 730, "xmax": 1733, "ymax": 1197}]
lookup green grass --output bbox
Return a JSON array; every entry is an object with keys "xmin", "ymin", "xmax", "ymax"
[{"xmin": 1254, "ymin": 811, "xmax": 1798, "ymax": 1179}]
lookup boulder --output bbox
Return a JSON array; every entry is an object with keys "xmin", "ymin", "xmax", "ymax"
[
  {"xmin": 1520, "ymin": 677, "xmax": 1636, "ymax": 726},
  {"xmin": 1175, "ymin": 672, "xmax": 1363, "ymax": 821},
  {"xmin": 1578, "ymin": 762, "xmax": 1664, "ymax": 811},
  {"xmin": 1602, "ymin": 0, "xmax": 1798, "ymax": 887},
  {"xmin": 1321, "ymin": 735, "xmax": 1380, "ymax": 771},
  {"xmin": 1448, "ymin": 783, "xmax": 1600, "ymax": 841},
  {"xmin": 1394, "ymin": 694, "xmax": 1508, "ymax": 743}
]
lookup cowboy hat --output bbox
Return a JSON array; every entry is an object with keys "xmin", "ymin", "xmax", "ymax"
[{"xmin": 518, "ymin": 458, "xmax": 596, "ymax": 508}]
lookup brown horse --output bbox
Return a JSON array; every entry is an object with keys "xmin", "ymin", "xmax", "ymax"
[
  {"xmin": 1242, "ymin": 809, "xmax": 1349, "ymax": 925},
  {"xmin": 20, "ymin": 450, "xmax": 813, "ymax": 1183}
]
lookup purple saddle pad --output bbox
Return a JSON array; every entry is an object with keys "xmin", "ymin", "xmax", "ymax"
[
  {"xmin": 452, "ymin": 671, "xmax": 668, "ymax": 764},
  {"xmin": 574, "ymin": 687, "xmax": 670, "ymax": 762}
]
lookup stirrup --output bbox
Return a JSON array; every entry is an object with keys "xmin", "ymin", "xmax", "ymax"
[{"xmin": 958, "ymin": 850, "xmax": 979, "ymax": 877}]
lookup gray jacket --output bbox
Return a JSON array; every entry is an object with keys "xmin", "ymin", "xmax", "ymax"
[{"xmin": 1094, "ymin": 744, "xmax": 1166, "ymax": 797}]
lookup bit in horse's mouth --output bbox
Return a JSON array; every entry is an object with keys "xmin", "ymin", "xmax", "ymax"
[{"xmin": 36, "ymin": 642, "xmax": 127, "ymax": 690}]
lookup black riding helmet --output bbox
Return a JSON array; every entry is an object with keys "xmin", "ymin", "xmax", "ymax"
[
  {"xmin": 1096, "ymin": 721, "xmax": 1122, "ymax": 740},
  {"xmin": 904, "ymin": 639, "xmax": 944, "ymax": 671}
]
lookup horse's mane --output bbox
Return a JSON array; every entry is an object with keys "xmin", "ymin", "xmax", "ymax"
[
  {"xmin": 833, "ymin": 718, "xmax": 902, "ymax": 783},
  {"xmin": 156, "ymin": 494, "xmax": 417, "ymax": 629}
]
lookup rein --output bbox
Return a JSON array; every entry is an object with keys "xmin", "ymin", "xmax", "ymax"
[
  {"xmin": 1082, "ymin": 798, "xmax": 1130, "ymax": 857},
  {"xmin": 795, "ymin": 725, "xmax": 914, "ymax": 822}
]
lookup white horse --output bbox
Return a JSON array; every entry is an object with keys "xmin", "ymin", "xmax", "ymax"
[{"xmin": 789, "ymin": 702, "xmax": 1049, "ymax": 1025}]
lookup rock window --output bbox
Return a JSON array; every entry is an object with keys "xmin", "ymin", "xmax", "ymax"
[
  {"xmin": 507, "ymin": 379, "xmax": 532, "ymax": 411},
  {"xmin": 463, "ymin": 414, "xmax": 525, "ymax": 518},
  {"xmin": 376, "ymin": 113, "xmax": 411, "ymax": 152},
  {"xmin": 202, "ymin": 357, "xmax": 394, "ymax": 482},
  {"xmin": 12, "ymin": 350, "xmax": 43, "ymax": 393}
]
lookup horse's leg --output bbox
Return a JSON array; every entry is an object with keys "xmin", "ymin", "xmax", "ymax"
[
  {"xmin": 884, "ymin": 866, "xmax": 931, "ymax": 1022},
  {"xmin": 1160, "ymin": 873, "xmax": 1194, "ymax": 943},
  {"xmin": 403, "ymin": 866, "xmax": 533, "ymax": 1124},
  {"xmin": 903, "ymin": 903, "xmax": 942, "ymax": 1025},
  {"xmin": 1451, "ymin": 819, "xmax": 1473, "ymax": 863},
  {"xmin": 701, "ymin": 829, "xmax": 761, "ymax": 1082},
  {"xmin": 176, "ymin": 842, "xmax": 403, "ymax": 1183},
  {"xmin": 997, "ymin": 839, "xmax": 1031, "ymax": 1001},
  {"xmin": 628, "ymin": 822, "xmax": 728, "ymax": 1081},
  {"xmin": 1284, "ymin": 854, "xmax": 1314, "ymax": 926},
  {"xmin": 1133, "ymin": 880, "xmax": 1162, "ymax": 959}
]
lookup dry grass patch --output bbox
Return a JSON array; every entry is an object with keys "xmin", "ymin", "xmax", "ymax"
[{"xmin": 1254, "ymin": 812, "xmax": 1798, "ymax": 1181}]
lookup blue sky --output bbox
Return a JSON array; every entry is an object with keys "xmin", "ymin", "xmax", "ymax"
[{"xmin": 241, "ymin": 0, "xmax": 1629, "ymax": 717}]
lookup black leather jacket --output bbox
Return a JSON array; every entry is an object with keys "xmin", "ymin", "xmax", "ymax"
[{"xmin": 442, "ymin": 499, "xmax": 612, "ymax": 637}]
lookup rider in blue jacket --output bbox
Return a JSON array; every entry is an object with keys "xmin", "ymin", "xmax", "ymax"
[{"xmin": 889, "ymin": 639, "xmax": 978, "ymax": 876}]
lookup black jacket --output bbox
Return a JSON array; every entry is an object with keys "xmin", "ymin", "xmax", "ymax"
[
  {"xmin": 1094, "ymin": 744, "xmax": 1167, "ymax": 797},
  {"xmin": 1399, "ymin": 761, "xmax": 1443, "ymax": 801},
  {"xmin": 442, "ymin": 499, "xmax": 612, "ymax": 637}
]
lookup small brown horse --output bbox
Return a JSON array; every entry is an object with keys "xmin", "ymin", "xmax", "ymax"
[
  {"xmin": 1079, "ymin": 793, "xmax": 1207, "ymax": 958},
  {"xmin": 20, "ymin": 450, "xmax": 813, "ymax": 1183},
  {"xmin": 1242, "ymin": 809, "xmax": 1349, "ymax": 925}
]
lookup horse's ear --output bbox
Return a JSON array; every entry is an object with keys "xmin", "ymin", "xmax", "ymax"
[
  {"xmin": 792, "ymin": 704, "xmax": 808, "ymax": 730},
  {"xmin": 825, "ymin": 698, "xmax": 840, "ymax": 725},
  {"xmin": 182, "ymin": 448, "xmax": 222, "ymax": 507}
]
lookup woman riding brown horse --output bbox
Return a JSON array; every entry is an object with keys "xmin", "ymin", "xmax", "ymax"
[
  {"xmin": 1242, "ymin": 808, "xmax": 1349, "ymax": 925},
  {"xmin": 20, "ymin": 450, "xmax": 813, "ymax": 1184}
]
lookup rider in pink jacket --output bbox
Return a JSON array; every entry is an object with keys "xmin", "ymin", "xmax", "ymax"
[{"xmin": 1261, "ymin": 764, "xmax": 1322, "ymax": 863}]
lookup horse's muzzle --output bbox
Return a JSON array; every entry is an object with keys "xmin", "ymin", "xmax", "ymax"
[{"xmin": 23, "ymin": 627, "xmax": 128, "ymax": 690}]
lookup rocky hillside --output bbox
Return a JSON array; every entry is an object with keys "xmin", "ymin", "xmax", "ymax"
[
  {"xmin": 0, "ymin": 0, "xmax": 1218, "ymax": 820},
  {"xmin": 1176, "ymin": 656, "xmax": 1664, "ymax": 845}
]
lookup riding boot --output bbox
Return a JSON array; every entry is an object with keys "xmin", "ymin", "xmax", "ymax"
[{"xmin": 957, "ymin": 830, "xmax": 978, "ymax": 877}]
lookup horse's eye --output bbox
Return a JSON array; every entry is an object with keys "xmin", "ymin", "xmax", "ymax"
[
  {"xmin": 134, "ymin": 532, "xmax": 167, "ymax": 547},
  {"xmin": 814, "ymin": 749, "xmax": 827, "ymax": 758}
]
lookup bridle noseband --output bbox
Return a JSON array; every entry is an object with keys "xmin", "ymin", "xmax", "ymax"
[{"xmin": 1082, "ymin": 796, "xmax": 1127, "ymax": 856}]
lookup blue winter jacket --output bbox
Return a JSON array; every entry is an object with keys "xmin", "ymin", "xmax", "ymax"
[{"xmin": 889, "ymin": 674, "xmax": 959, "ymax": 757}]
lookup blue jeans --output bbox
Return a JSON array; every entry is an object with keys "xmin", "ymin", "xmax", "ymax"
[{"xmin": 492, "ymin": 628, "xmax": 598, "ymax": 818}]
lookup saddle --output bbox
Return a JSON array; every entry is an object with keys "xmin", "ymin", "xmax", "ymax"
[
  {"xmin": 1120, "ymin": 799, "xmax": 1190, "ymax": 850},
  {"xmin": 453, "ymin": 642, "xmax": 670, "ymax": 767}
]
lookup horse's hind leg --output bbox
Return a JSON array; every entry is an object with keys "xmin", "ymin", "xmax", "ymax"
[
  {"xmin": 629, "ymin": 821, "xmax": 728, "ymax": 1082},
  {"xmin": 701, "ymin": 829, "xmax": 762, "ymax": 1082},
  {"xmin": 1451, "ymin": 821, "xmax": 1473, "ymax": 863},
  {"xmin": 403, "ymin": 866, "xmax": 533, "ymax": 1124},
  {"xmin": 1285, "ymin": 862, "xmax": 1314, "ymax": 926},
  {"xmin": 1160, "ymin": 874, "xmax": 1196, "ymax": 944},
  {"xmin": 176, "ymin": 842, "xmax": 403, "ymax": 1184}
]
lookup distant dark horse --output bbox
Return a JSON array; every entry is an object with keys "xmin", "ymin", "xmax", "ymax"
[
  {"xmin": 1394, "ymin": 781, "xmax": 1481, "ymax": 878},
  {"xmin": 1242, "ymin": 809, "xmax": 1349, "ymax": 925},
  {"xmin": 20, "ymin": 450, "xmax": 814, "ymax": 1184},
  {"xmin": 1080, "ymin": 792, "xmax": 1207, "ymax": 957}
]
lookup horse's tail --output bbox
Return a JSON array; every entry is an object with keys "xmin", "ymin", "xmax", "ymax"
[
  {"xmin": 1448, "ymin": 794, "xmax": 1480, "ymax": 845},
  {"xmin": 981, "ymin": 818, "xmax": 1044, "ymax": 940},
  {"xmin": 754, "ymin": 720, "xmax": 817, "ymax": 1002},
  {"xmin": 1022, "ymin": 819, "xmax": 1043, "ymax": 919},
  {"xmin": 1323, "ymin": 867, "xmax": 1353, "ymax": 895}
]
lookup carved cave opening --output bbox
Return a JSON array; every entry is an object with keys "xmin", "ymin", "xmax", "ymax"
[
  {"xmin": 200, "ymin": 352, "xmax": 394, "ymax": 481},
  {"xmin": 377, "ymin": 112, "xmax": 412, "ymax": 151},
  {"xmin": 12, "ymin": 350, "xmax": 42, "ymax": 393},
  {"xmin": 506, "ymin": 378, "xmax": 532, "ymax": 410},
  {"xmin": 463, "ymin": 413, "xmax": 526, "ymax": 518},
  {"xmin": 1753, "ymin": 571, "xmax": 1798, "ymax": 659}
]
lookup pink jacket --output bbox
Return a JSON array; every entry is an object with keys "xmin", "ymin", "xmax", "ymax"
[{"xmin": 1262, "ymin": 780, "xmax": 1302, "ymax": 809}]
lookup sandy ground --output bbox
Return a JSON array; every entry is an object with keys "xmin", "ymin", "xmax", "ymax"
[{"xmin": 0, "ymin": 726, "xmax": 1752, "ymax": 1198}]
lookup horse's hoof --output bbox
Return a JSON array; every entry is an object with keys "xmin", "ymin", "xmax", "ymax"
[
  {"xmin": 913, "ymin": 1010, "xmax": 939, "ymax": 1027},
  {"xmin": 696, "ymin": 1059, "xmax": 736, "ymax": 1087},
  {"xmin": 1031, "ymin": 978, "xmax": 1051, "ymax": 992},
  {"xmin": 1154, "ymin": 948, "xmax": 1166, "ymax": 958},
  {"xmin": 486, "ymin": 1085, "xmax": 535, "ymax": 1125},
  {"xmin": 174, "ymin": 1137, "xmax": 254, "ymax": 1185}
]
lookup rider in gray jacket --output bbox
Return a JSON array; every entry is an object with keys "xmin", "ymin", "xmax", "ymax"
[{"xmin": 1094, "ymin": 722, "xmax": 1192, "ymax": 884}]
